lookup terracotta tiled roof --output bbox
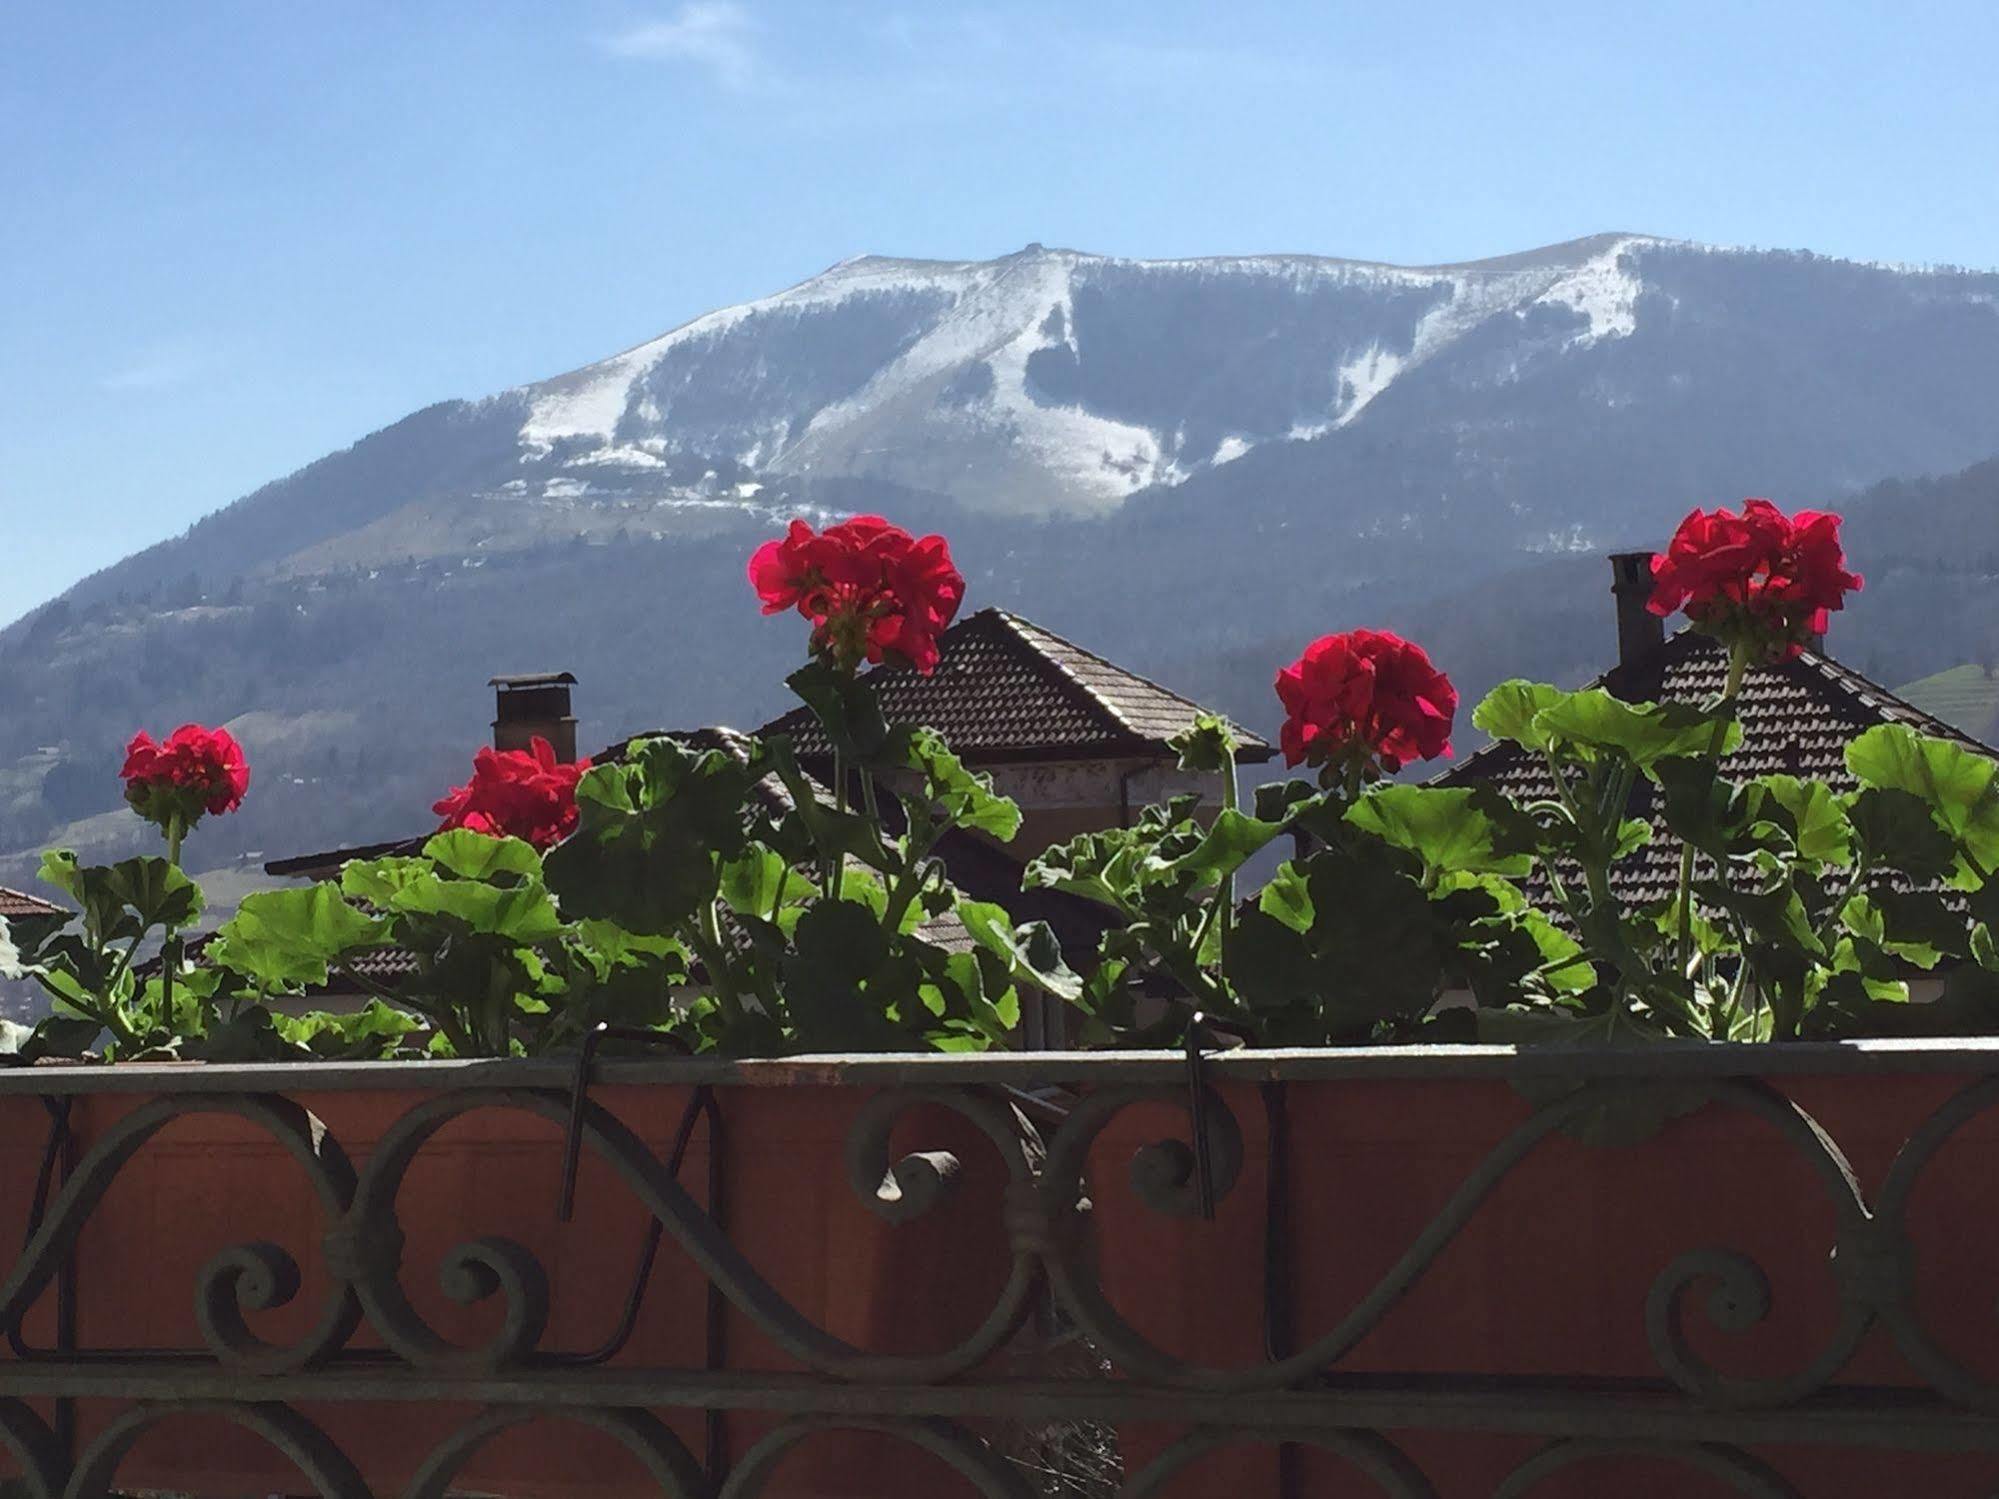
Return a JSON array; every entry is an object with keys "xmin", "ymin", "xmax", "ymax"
[
  {"xmin": 0, "ymin": 887, "xmax": 64, "ymax": 922},
  {"xmin": 1433, "ymin": 629, "xmax": 1997, "ymax": 910},
  {"xmin": 758, "ymin": 608, "xmax": 1273, "ymax": 764}
]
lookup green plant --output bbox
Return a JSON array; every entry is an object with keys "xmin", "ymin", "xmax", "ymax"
[
  {"xmin": 544, "ymin": 666, "xmax": 1077, "ymax": 1054},
  {"xmin": 210, "ymin": 830, "xmax": 678, "ymax": 1057}
]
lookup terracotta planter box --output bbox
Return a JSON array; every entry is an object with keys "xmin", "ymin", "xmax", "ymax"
[
  {"xmin": 1087, "ymin": 1064, "xmax": 1999, "ymax": 1497},
  {"xmin": 0, "ymin": 1072, "xmax": 1022, "ymax": 1498},
  {"xmin": 7, "ymin": 1047, "xmax": 1999, "ymax": 1497}
]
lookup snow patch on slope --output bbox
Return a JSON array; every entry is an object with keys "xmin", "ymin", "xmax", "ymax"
[
  {"xmin": 1532, "ymin": 237, "xmax": 1644, "ymax": 346},
  {"xmin": 1331, "ymin": 345, "xmax": 1408, "ymax": 428},
  {"xmin": 517, "ymin": 257, "xmax": 979, "ymax": 457},
  {"xmin": 777, "ymin": 250, "xmax": 1173, "ymax": 507}
]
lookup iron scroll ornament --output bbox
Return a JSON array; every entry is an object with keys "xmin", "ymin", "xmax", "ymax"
[
  {"xmin": 339, "ymin": 1084, "xmax": 1044, "ymax": 1381},
  {"xmin": 0, "ymin": 1092, "xmax": 364, "ymax": 1374},
  {"xmin": 1036, "ymin": 1076, "xmax": 1881, "ymax": 1400}
]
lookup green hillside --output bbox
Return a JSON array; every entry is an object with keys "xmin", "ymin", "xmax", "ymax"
[{"xmin": 1897, "ymin": 663, "xmax": 1999, "ymax": 741}]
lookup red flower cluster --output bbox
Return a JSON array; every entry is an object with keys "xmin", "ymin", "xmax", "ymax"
[
  {"xmin": 749, "ymin": 515, "xmax": 965, "ymax": 674},
  {"xmin": 1275, "ymin": 630, "xmax": 1457, "ymax": 777},
  {"xmin": 433, "ymin": 738, "xmax": 591, "ymax": 850},
  {"xmin": 120, "ymin": 724, "xmax": 251, "ymax": 833},
  {"xmin": 1647, "ymin": 498, "xmax": 1863, "ymax": 660}
]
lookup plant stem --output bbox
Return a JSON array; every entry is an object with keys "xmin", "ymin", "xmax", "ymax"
[
  {"xmin": 881, "ymin": 828, "xmax": 945, "ymax": 940},
  {"xmin": 1814, "ymin": 861, "xmax": 1871, "ymax": 952},
  {"xmin": 1184, "ymin": 761, "xmax": 1244, "ymax": 990},
  {"xmin": 1675, "ymin": 646, "xmax": 1750, "ymax": 981},
  {"xmin": 1218, "ymin": 753, "xmax": 1240, "ymax": 946},
  {"xmin": 161, "ymin": 814, "xmax": 184, "ymax": 1046},
  {"xmin": 829, "ymin": 747, "xmax": 848, "ymax": 901},
  {"xmin": 691, "ymin": 904, "xmax": 747, "ymax": 1026}
]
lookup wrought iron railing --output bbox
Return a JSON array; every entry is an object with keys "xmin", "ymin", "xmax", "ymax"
[{"xmin": 2, "ymin": 1040, "xmax": 1999, "ymax": 1496}]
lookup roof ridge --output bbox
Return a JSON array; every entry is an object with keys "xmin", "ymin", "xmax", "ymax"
[
  {"xmin": 1795, "ymin": 646, "xmax": 1997, "ymax": 755},
  {"xmin": 992, "ymin": 608, "xmax": 1270, "ymax": 749}
]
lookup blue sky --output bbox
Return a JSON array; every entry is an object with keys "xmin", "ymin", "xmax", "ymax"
[{"xmin": 3, "ymin": 1, "xmax": 1996, "ymax": 627}]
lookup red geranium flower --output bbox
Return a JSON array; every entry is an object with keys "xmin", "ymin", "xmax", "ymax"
[
  {"xmin": 1648, "ymin": 498, "xmax": 1862, "ymax": 660},
  {"xmin": 121, "ymin": 724, "xmax": 251, "ymax": 834},
  {"xmin": 433, "ymin": 737, "xmax": 591, "ymax": 850},
  {"xmin": 1275, "ymin": 630, "xmax": 1457, "ymax": 778},
  {"xmin": 749, "ymin": 514, "xmax": 965, "ymax": 674}
]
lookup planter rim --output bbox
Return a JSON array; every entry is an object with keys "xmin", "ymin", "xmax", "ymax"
[{"xmin": 5, "ymin": 1036, "xmax": 1999, "ymax": 1096}]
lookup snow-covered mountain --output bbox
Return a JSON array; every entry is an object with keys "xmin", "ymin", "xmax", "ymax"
[
  {"xmin": 9, "ymin": 232, "xmax": 1999, "ymax": 904},
  {"xmin": 510, "ymin": 234, "xmax": 1666, "ymax": 515}
]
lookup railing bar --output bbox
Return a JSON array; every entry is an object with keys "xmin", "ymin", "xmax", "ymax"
[
  {"xmin": 0, "ymin": 1370, "xmax": 1996, "ymax": 1450},
  {"xmin": 13, "ymin": 1037, "xmax": 1999, "ymax": 1095}
]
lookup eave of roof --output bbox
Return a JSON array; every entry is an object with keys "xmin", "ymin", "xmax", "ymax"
[{"xmin": 0, "ymin": 886, "xmax": 65, "ymax": 922}]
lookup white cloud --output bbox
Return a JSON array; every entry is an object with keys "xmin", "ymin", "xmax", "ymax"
[
  {"xmin": 100, "ymin": 340, "xmax": 211, "ymax": 393},
  {"xmin": 601, "ymin": 3, "xmax": 762, "ymax": 90}
]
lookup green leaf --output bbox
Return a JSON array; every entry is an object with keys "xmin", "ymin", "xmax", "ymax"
[
  {"xmin": 1472, "ymin": 681, "xmax": 1572, "ymax": 753},
  {"xmin": 180, "ymin": 1008, "xmax": 298, "ymax": 1063},
  {"xmin": 1258, "ymin": 861, "xmax": 1314, "ymax": 935},
  {"xmin": 1846, "ymin": 787, "xmax": 1959, "ymax": 881},
  {"xmin": 1279, "ymin": 841, "xmax": 1446, "ymax": 1035},
  {"xmin": 391, "ymin": 876, "xmax": 565, "ymax": 943},
  {"xmin": 22, "ymin": 1014, "xmax": 104, "ymax": 1060},
  {"xmin": 1654, "ymin": 757, "xmax": 1753, "ymax": 858},
  {"xmin": 780, "ymin": 900, "xmax": 903, "ymax": 1051},
  {"xmin": 1847, "ymin": 724, "xmax": 1999, "ymax": 874},
  {"xmin": 210, "ymin": 884, "xmax": 388, "ymax": 989},
  {"xmin": 545, "ymin": 735, "xmax": 762, "ymax": 932},
  {"xmin": 1024, "ymin": 827, "xmax": 1145, "ymax": 915},
  {"xmin": 1227, "ymin": 907, "xmax": 1321, "ymax": 1014},
  {"xmin": 786, "ymin": 659, "xmax": 891, "ymax": 764},
  {"xmin": 894, "ymin": 728, "xmax": 1022, "ymax": 841},
  {"xmin": 1697, "ymin": 880, "xmax": 1822, "ymax": 956},
  {"xmin": 1252, "ymin": 778, "xmax": 1322, "ymax": 826},
  {"xmin": 41, "ymin": 851, "xmax": 203, "ymax": 935},
  {"xmin": 956, "ymin": 901, "xmax": 1082, "ymax": 1002},
  {"xmin": 340, "ymin": 855, "xmax": 431, "ymax": 908},
  {"xmin": 718, "ymin": 845, "xmax": 815, "ymax": 919},
  {"xmin": 272, "ymin": 1000, "xmax": 423, "ymax": 1059},
  {"xmin": 422, "ymin": 830, "xmax": 543, "ymax": 880},
  {"xmin": 1169, "ymin": 714, "xmax": 1238, "ymax": 774},
  {"xmin": 1847, "ymin": 889, "xmax": 1965, "ymax": 967},
  {"xmin": 1754, "ymin": 774, "xmax": 1854, "ymax": 867},
  {"xmin": 1346, "ymin": 783, "xmax": 1534, "ymax": 877},
  {"xmin": 1534, "ymin": 690, "xmax": 1741, "ymax": 770},
  {"xmin": 1148, "ymin": 807, "xmax": 1286, "ymax": 889}
]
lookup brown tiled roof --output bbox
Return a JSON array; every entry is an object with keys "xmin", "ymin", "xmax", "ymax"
[
  {"xmin": 1433, "ymin": 629, "xmax": 1997, "ymax": 910},
  {"xmin": 758, "ymin": 608, "xmax": 1274, "ymax": 764},
  {"xmin": 0, "ymin": 887, "xmax": 64, "ymax": 922}
]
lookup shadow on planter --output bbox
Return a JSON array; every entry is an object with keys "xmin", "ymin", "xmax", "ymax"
[
  {"xmin": 1089, "ymin": 1071, "xmax": 1999, "ymax": 1497},
  {"xmin": 0, "ymin": 1082, "xmax": 1024, "ymax": 1498}
]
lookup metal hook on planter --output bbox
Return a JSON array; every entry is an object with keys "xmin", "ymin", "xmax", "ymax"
[
  {"xmin": 1183, "ymin": 1014, "xmax": 1216, "ymax": 1221},
  {"xmin": 558, "ymin": 1021, "xmax": 693, "ymax": 1222},
  {"xmin": 1181, "ymin": 1012, "xmax": 1251, "ymax": 1222}
]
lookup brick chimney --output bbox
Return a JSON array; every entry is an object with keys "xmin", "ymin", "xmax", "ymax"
[
  {"xmin": 490, "ymin": 672, "xmax": 578, "ymax": 763},
  {"xmin": 1608, "ymin": 552, "xmax": 1664, "ymax": 671}
]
